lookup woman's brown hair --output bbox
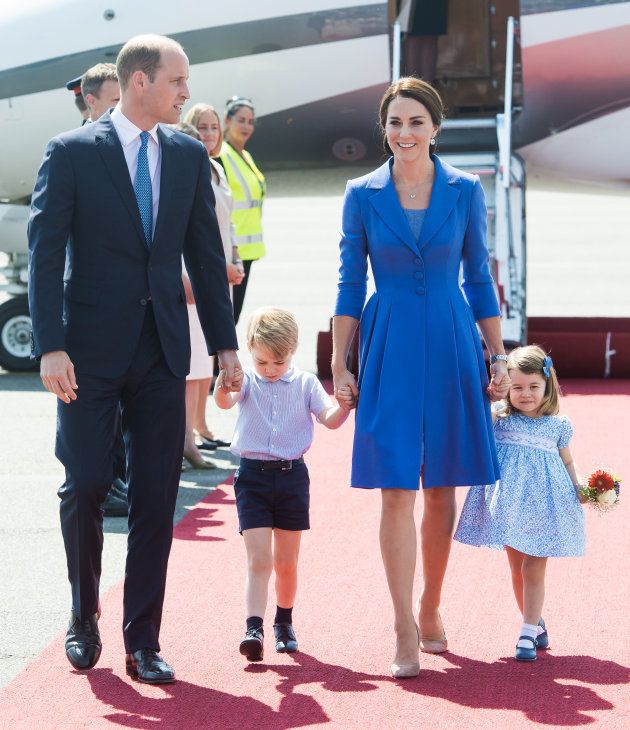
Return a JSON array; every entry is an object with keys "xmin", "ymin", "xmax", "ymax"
[
  {"xmin": 503, "ymin": 345, "xmax": 561, "ymax": 417},
  {"xmin": 379, "ymin": 76, "xmax": 444, "ymax": 156}
]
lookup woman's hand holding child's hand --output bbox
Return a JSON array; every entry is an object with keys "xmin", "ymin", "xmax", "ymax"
[
  {"xmin": 336, "ymin": 384, "xmax": 357, "ymax": 411},
  {"xmin": 487, "ymin": 361, "xmax": 511, "ymax": 401}
]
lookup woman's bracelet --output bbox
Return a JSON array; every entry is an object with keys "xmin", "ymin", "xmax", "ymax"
[
  {"xmin": 489, "ymin": 354, "xmax": 508, "ymax": 365},
  {"xmin": 233, "ymin": 259, "xmax": 243, "ymax": 265}
]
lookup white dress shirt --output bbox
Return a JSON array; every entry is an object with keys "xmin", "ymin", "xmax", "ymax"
[{"xmin": 110, "ymin": 106, "xmax": 161, "ymax": 236}]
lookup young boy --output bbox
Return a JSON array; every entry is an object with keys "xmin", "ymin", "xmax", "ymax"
[{"xmin": 214, "ymin": 307, "xmax": 353, "ymax": 661}]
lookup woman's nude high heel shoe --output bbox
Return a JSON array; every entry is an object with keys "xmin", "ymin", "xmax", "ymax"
[
  {"xmin": 183, "ymin": 450, "xmax": 217, "ymax": 470},
  {"xmin": 419, "ymin": 613, "xmax": 448, "ymax": 654},
  {"xmin": 390, "ymin": 626, "xmax": 420, "ymax": 679}
]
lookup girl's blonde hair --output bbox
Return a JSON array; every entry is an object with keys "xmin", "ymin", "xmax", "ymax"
[
  {"xmin": 504, "ymin": 344, "xmax": 561, "ymax": 416},
  {"xmin": 184, "ymin": 103, "xmax": 223, "ymax": 156},
  {"xmin": 247, "ymin": 307, "xmax": 299, "ymax": 359}
]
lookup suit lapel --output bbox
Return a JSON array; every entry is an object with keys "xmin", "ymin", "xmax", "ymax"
[
  {"xmin": 94, "ymin": 115, "xmax": 146, "ymax": 248},
  {"xmin": 153, "ymin": 125, "xmax": 178, "ymax": 249},
  {"xmin": 418, "ymin": 156, "xmax": 461, "ymax": 252},
  {"xmin": 368, "ymin": 161, "xmax": 418, "ymax": 256}
]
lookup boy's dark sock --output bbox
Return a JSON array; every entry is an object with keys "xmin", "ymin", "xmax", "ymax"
[
  {"xmin": 275, "ymin": 606, "xmax": 293, "ymax": 625},
  {"xmin": 246, "ymin": 616, "xmax": 264, "ymax": 632}
]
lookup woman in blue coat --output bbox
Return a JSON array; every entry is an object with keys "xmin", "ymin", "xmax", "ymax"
[{"xmin": 332, "ymin": 77, "xmax": 510, "ymax": 678}]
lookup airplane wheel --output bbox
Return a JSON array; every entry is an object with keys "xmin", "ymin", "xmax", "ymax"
[{"xmin": 0, "ymin": 296, "xmax": 38, "ymax": 372}]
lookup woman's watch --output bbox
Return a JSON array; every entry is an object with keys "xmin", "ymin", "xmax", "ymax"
[{"xmin": 490, "ymin": 354, "xmax": 508, "ymax": 365}]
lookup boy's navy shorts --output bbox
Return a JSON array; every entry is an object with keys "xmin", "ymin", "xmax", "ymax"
[{"xmin": 234, "ymin": 457, "xmax": 310, "ymax": 533}]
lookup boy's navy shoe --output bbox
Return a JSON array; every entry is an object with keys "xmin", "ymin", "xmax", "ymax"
[
  {"xmin": 240, "ymin": 626, "xmax": 264, "ymax": 662},
  {"xmin": 537, "ymin": 618, "xmax": 549, "ymax": 649},
  {"xmin": 514, "ymin": 635, "xmax": 537, "ymax": 662},
  {"xmin": 274, "ymin": 622, "xmax": 298, "ymax": 653}
]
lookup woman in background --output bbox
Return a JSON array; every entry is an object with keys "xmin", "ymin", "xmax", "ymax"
[
  {"xmin": 177, "ymin": 116, "xmax": 243, "ymax": 464},
  {"xmin": 220, "ymin": 96, "xmax": 266, "ymax": 325}
]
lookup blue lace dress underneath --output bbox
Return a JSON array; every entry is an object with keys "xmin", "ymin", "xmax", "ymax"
[
  {"xmin": 403, "ymin": 208, "xmax": 427, "ymax": 244},
  {"xmin": 454, "ymin": 413, "xmax": 586, "ymax": 557}
]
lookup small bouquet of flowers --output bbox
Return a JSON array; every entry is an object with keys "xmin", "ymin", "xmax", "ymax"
[{"xmin": 579, "ymin": 468, "xmax": 621, "ymax": 510}]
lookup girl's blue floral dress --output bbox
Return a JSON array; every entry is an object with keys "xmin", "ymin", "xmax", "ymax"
[{"xmin": 454, "ymin": 413, "xmax": 585, "ymax": 557}]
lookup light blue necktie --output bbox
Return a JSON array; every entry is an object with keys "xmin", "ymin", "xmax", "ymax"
[{"xmin": 134, "ymin": 131, "xmax": 153, "ymax": 246}]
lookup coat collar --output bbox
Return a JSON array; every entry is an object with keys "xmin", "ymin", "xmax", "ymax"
[{"xmin": 367, "ymin": 155, "xmax": 461, "ymax": 254}]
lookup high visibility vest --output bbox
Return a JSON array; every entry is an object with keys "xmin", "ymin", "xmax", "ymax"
[{"xmin": 219, "ymin": 142, "xmax": 266, "ymax": 261}]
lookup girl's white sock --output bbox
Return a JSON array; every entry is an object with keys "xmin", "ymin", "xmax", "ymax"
[{"xmin": 517, "ymin": 623, "xmax": 539, "ymax": 648}]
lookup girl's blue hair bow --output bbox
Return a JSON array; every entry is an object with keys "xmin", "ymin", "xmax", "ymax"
[{"xmin": 542, "ymin": 356, "xmax": 554, "ymax": 379}]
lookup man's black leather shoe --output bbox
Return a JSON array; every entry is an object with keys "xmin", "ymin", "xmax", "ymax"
[
  {"xmin": 126, "ymin": 649, "xmax": 175, "ymax": 684},
  {"xmin": 103, "ymin": 488, "xmax": 128, "ymax": 517},
  {"xmin": 65, "ymin": 612, "xmax": 101, "ymax": 669},
  {"xmin": 274, "ymin": 622, "xmax": 298, "ymax": 653},
  {"xmin": 239, "ymin": 626, "xmax": 264, "ymax": 661}
]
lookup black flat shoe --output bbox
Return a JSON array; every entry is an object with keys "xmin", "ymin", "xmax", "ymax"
[
  {"xmin": 274, "ymin": 622, "xmax": 298, "ymax": 653},
  {"xmin": 240, "ymin": 627, "xmax": 264, "ymax": 662},
  {"xmin": 125, "ymin": 649, "xmax": 175, "ymax": 684},
  {"xmin": 196, "ymin": 439, "xmax": 218, "ymax": 451},
  {"xmin": 65, "ymin": 612, "xmax": 101, "ymax": 670},
  {"xmin": 199, "ymin": 436, "xmax": 231, "ymax": 449}
]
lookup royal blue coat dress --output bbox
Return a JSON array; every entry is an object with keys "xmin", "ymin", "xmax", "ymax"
[{"xmin": 334, "ymin": 155, "xmax": 501, "ymax": 489}]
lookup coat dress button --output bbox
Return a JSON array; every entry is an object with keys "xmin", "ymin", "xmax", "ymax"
[
  {"xmin": 139, "ymin": 298, "xmax": 147, "ymax": 306},
  {"xmin": 414, "ymin": 271, "xmax": 424, "ymax": 280},
  {"xmin": 414, "ymin": 257, "xmax": 423, "ymax": 266},
  {"xmin": 415, "ymin": 287, "xmax": 425, "ymax": 296}
]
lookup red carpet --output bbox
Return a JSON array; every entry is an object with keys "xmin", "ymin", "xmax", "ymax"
[{"xmin": 1, "ymin": 380, "xmax": 628, "ymax": 728}]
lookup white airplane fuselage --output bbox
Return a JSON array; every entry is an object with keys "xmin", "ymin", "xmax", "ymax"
[{"xmin": 1, "ymin": 0, "xmax": 630, "ymax": 207}]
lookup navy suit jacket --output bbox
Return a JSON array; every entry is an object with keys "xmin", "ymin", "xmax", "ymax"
[{"xmin": 28, "ymin": 113, "xmax": 237, "ymax": 378}]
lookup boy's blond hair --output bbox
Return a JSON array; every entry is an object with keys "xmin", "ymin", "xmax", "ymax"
[
  {"xmin": 504, "ymin": 344, "xmax": 561, "ymax": 417},
  {"xmin": 246, "ymin": 307, "xmax": 298, "ymax": 359}
]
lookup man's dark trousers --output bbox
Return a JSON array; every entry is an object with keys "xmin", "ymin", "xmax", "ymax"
[{"xmin": 56, "ymin": 304, "xmax": 185, "ymax": 653}]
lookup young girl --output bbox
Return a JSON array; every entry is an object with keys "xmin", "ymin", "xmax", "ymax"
[
  {"xmin": 454, "ymin": 345, "xmax": 585, "ymax": 661},
  {"xmin": 214, "ymin": 307, "xmax": 352, "ymax": 661}
]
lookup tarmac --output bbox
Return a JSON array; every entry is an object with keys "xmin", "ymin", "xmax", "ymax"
[{"xmin": 0, "ymin": 166, "xmax": 629, "ymax": 689}]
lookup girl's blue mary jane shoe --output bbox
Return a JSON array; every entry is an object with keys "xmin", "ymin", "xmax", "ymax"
[
  {"xmin": 536, "ymin": 618, "xmax": 549, "ymax": 650},
  {"xmin": 515, "ymin": 635, "xmax": 537, "ymax": 662}
]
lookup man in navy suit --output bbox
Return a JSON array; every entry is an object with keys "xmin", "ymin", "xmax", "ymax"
[{"xmin": 28, "ymin": 35, "xmax": 241, "ymax": 683}]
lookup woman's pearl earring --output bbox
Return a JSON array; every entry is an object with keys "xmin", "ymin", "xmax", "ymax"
[{"xmin": 430, "ymin": 137, "xmax": 436, "ymax": 146}]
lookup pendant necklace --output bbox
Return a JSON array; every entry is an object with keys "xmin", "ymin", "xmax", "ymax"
[{"xmin": 395, "ymin": 169, "xmax": 432, "ymax": 201}]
